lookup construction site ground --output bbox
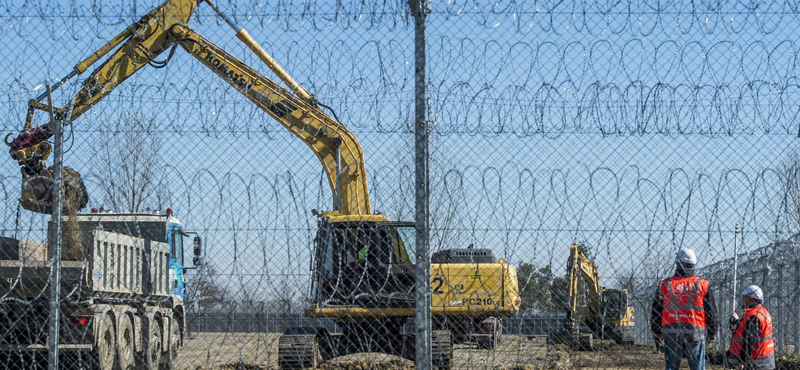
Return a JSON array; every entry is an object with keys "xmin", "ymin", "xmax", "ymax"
[{"xmin": 177, "ymin": 332, "xmax": 796, "ymax": 370}]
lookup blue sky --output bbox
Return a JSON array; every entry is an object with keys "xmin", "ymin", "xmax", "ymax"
[{"xmin": 1, "ymin": 0, "xmax": 799, "ymax": 301}]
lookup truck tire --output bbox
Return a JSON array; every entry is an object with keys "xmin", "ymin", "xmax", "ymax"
[
  {"xmin": 161, "ymin": 317, "xmax": 180, "ymax": 370},
  {"xmin": 118, "ymin": 316, "xmax": 135, "ymax": 370},
  {"xmin": 492, "ymin": 320, "xmax": 503, "ymax": 349},
  {"xmin": 95, "ymin": 313, "xmax": 118, "ymax": 370},
  {"xmin": 477, "ymin": 319, "xmax": 502, "ymax": 350},
  {"xmin": 146, "ymin": 319, "xmax": 162, "ymax": 370}
]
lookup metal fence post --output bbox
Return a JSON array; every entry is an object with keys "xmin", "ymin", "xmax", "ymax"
[
  {"xmin": 46, "ymin": 84, "xmax": 65, "ymax": 370},
  {"xmin": 411, "ymin": 0, "xmax": 431, "ymax": 368},
  {"xmin": 777, "ymin": 264, "xmax": 784, "ymax": 353}
]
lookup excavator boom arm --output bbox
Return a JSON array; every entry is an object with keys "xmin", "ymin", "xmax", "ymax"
[
  {"xmin": 20, "ymin": 0, "xmax": 197, "ymax": 130},
  {"xmin": 565, "ymin": 244, "xmax": 603, "ymax": 326},
  {"xmin": 171, "ymin": 24, "xmax": 370, "ymax": 214},
  {"xmin": 8, "ymin": 0, "xmax": 371, "ymax": 215}
]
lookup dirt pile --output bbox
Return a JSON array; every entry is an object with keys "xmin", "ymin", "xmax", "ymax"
[
  {"xmin": 777, "ymin": 353, "xmax": 800, "ymax": 370},
  {"xmin": 197, "ymin": 364, "xmax": 266, "ymax": 370},
  {"xmin": 62, "ymin": 206, "xmax": 84, "ymax": 260},
  {"xmin": 492, "ymin": 344, "xmax": 573, "ymax": 370},
  {"xmin": 493, "ymin": 365, "xmax": 538, "ymax": 370},
  {"xmin": 708, "ymin": 349, "xmax": 800, "ymax": 370},
  {"xmin": 318, "ymin": 359, "xmax": 415, "ymax": 370},
  {"xmin": 545, "ymin": 344, "xmax": 572, "ymax": 370}
]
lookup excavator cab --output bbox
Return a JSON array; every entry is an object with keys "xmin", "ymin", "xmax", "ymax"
[
  {"xmin": 312, "ymin": 216, "xmax": 416, "ymax": 308},
  {"xmin": 601, "ymin": 288, "xmax": 635, "ymax": 345},
  {"xmin": 601, "ymin": 289, "xmax": 627, "ymax": 322}
]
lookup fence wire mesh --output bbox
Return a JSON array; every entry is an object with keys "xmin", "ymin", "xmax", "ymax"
[{"xmin": 2, "ymin": 0, "xmax": 800, "ymax": 369}]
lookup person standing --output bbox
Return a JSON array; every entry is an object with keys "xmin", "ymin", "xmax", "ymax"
[
  {"xmin": 728, "ymin": 286, "xmax": 775, "ymax": 370},
  {"xmin": 651, "ymin": 248, "xmax": 719, "ymax": 370}
]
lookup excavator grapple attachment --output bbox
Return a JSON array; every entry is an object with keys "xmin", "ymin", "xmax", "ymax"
[{"xmin": 19, "ymin": 166, "xmax": 88, "ymax": 214}]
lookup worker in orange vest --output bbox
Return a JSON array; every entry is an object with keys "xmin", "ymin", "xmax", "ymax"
[
  {"xmin": 727, "ymin": 286, "xmax": 775, "ymax": 370},
  {"xmin": 651, "ymin": 248, "xmax": 719, "ymax": 370}
]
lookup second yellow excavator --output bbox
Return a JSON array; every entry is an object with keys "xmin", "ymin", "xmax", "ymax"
[
  {"xmin": 5, "ymin": 1, "xmax": 521, "ymax": 368},
  {"xmin": 548, "ymin": 244, "xmax": 635, "ymax": 350}
]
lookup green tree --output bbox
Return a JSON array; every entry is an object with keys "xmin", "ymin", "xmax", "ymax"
[{"xmin": 517, "ymin": 262, "xmax": 568, "ymax": 313}]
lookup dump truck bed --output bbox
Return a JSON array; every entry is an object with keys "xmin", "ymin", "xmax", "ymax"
[{"xmin": 0, "ymin": 229, "xmax": 170, "ymax": 299}]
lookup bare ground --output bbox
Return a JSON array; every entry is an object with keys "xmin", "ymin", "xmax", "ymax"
[
  {"xmin": 175, "ymin": 333, "xmax": 800, "ymax": 370},
  {"xmin": 175, "ymin": 333, "xmax": 554, "ymax": 370}
]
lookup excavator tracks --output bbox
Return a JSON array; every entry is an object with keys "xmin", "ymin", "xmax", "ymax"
[
  {"xmin": 278, "ymin": 328, "xmax": 320, "ymax": 369},
  {"xmin": 432, "ymin": 330, "xmax": 453, "ymax": 370}
]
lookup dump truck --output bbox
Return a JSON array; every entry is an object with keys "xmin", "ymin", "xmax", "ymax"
[{"xmin": 0, "ymin": 209, "xmax": 202, "ymax": 370}]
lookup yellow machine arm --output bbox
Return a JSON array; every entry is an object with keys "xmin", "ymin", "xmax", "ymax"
[
  {"xmin": 565, "ymin": 244, "xmax": 602, "ymax": 327},
  {"xmin": 7, "ymin": 0, "xmax": 371, "ymax": 216},
  {"xmin": 554, "ymin": 244, "xmax": 635, "ymax": 349},
  {"xmin": 172, "ymin": 24, "xmax": 371, "ymax": 215}
]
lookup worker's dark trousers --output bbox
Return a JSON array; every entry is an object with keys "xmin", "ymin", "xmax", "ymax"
[{"xmin": 663, "ymin": 338, "xmax": 705, "ymax": 370}]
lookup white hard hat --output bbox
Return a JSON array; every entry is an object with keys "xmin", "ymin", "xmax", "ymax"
[
  {"xmin": 676, "ymin": 248, "xmax": 698, "ymax": 265},
  {"xmin": 741, "ymin": 285, "xmax": 764, "ymax": 301}
]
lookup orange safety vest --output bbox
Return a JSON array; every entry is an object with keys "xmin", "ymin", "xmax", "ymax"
[
  {"xmin": 659, "ymin": 275, "xmax": 708, "ymax": 339},
  {"xmin": 730, "ymin": 305, "xmax": 775, "ymax": 369}
]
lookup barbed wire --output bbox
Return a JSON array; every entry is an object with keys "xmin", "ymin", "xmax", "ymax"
[
  {"xmin": 5, "ymin": 0, "xmax": 800, "ymax": 36},
  {"xmin": 2, "ymin": 163, "xmax": 791, "ymax": 262},
  {"xmin": 4, "ymin": 36, "xmax": 800, "ymax": 136}
]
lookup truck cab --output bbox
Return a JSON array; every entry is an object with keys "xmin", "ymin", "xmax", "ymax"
[{"xmin": 165, "ymin": 210, "xmax": 202, "ymax": 300}]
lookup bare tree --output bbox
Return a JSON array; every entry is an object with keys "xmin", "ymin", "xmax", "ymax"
[
  {"xmin": 615, "ymin": 267, "xmax": 637, "ymax": 293},
  {"xmin": 386, "ymin": 135, "xmax": 464, "ymax": 252},
  {"xmin": 641, "ymin": 247, "xmax": 675, "ymax": 286},
  {"xmin": 91, "ymin": 113, "xmax": 168, "ymax": 212},
  {"xmin": 185, "ymin": 265, "xmax": 229, "ymax": 333},
  {"xmin": 269, "ymin": 278, "xmax": 298, "ymax": 318}
]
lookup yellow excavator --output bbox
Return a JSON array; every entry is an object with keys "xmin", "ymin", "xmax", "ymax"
[
  {"xmin": 548, "ymin": 244, "xmax": 635, "ymax": 350},
  {"xmin": 5, "ymin": 0, "xmax": 521, "ymax": 368}
]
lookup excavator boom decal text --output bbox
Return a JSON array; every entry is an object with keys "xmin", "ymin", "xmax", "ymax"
[{"xmin": 204, "ymin": 52, "xmax": 255, "ymax": 92}]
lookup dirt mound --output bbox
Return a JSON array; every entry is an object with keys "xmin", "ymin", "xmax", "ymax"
[
  {"xmin": 318, "ymin": 359, "xmax": 415, "ymax": 370},
  {"xmin": 708, "ymin": 349, "xmax": 800, "ymax": 370},
  {"xmin": 545, "ymin": 344, "xmax": 573, "ymax": 370},
  {"xmin": 198, "ymin": 364, "xmax": 265, "ymax": 370},
  {"xmin": 493, "ymin": 365, "xmax": 538, "ymax": 370},
  {"xmin": 777, "ymin": 353, "xmax": 800, "ymax": 370},
  {"xmin": 504, "ymin": 343, "xmax": 572, "ymax": 370}
]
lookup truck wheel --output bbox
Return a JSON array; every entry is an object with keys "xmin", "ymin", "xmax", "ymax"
[
  {"xmin": 95, "ymin": 314, "xmax": 118, "ymax": 370},
  {"xmin": 118, "ymin": 316, "xmax": 135, "ymax": 370},
  {"xmin": 160, "ymin": 318, "xmax": 180, "ymax": 370},
  {"xmin": 146, "ymin": 319, "xmax": 162, "ymax": 370},
  {"xmin": 477, "ymin": 319, "xmax": 502, "ymax": 350},
  {"xmin": 492, "ymin": 320, "xmax": 503, "ymax": 349}
]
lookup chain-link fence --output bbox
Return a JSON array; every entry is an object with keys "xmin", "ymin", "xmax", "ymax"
[
  {"xmin": 2, "ymin": 0, "xmax": 800, "ymax": 369},
  {"xmin": 702, "ymin": 234, "xmax": 800, "ymax": 354}
]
